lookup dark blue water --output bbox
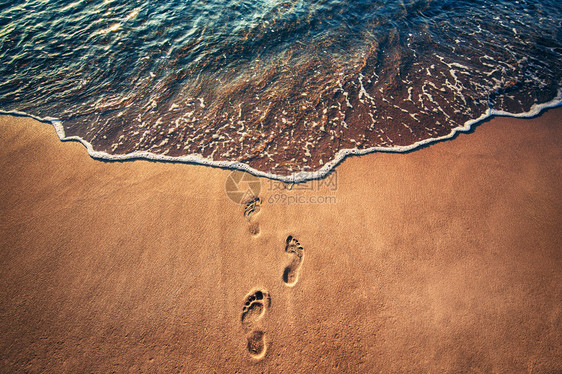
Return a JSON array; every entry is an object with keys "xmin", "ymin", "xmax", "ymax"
[{"xmin": 0, "ymin": 0, "xmax": 561, "ymax": 179}]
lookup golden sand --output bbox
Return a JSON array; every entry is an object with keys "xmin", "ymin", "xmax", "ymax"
[{"xmin": 0, "ymin": 109, "xmax": 560, "ymax": 372}]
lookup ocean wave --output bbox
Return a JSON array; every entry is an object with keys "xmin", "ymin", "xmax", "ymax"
[{"xmin": 1, "ymin": 0, "xmax": 561, "ymax": 180}]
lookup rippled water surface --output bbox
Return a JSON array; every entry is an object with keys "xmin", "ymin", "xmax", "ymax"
[{"xmin": 1, "ymin": 0, "xmax": 561, "ymax": 178}]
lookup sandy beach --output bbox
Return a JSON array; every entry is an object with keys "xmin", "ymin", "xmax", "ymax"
[{"xmin": 0, "ymin": 109, "xmax": 561, "ymax": 372}]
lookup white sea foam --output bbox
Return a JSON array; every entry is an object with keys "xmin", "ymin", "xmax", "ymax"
[{"xmin": 1, "ymin": 88, "xmax": 561, "ymax": 183}]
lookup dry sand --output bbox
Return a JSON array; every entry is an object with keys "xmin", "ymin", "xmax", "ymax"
[{"xmin": 0, "ymin": 109, "xmax": 561, "ymax": 372}]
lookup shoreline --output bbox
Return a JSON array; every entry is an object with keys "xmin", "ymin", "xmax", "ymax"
[
  {"xmin": 1, "ymin": 88, "xmax": 560, "ymax": 182},
  {"xmin": 0, "ymin": 109, "xmax": 561, "ymax": 372}
]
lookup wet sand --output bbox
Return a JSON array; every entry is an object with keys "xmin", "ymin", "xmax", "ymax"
[{"xmin": 0, "ymin": 109, "xmax": 561, "ymax": 372}]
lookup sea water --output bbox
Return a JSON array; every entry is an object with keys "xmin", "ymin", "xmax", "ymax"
[{"xmin": 0, "ymin": 0, "xmax": 560, "ymax": 181}]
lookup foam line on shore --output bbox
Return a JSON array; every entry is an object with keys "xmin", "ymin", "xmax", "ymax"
[{"xmin": 1, "ymin": 89, "xmax": 560, "ymax": 183}]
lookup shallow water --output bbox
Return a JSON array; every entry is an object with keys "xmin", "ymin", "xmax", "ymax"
[{"xmin": 1, "ymin": 0, "xmax": 561, "ymax": 180}]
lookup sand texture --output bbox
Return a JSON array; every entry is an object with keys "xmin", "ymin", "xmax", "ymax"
[{"xmin": 0, "ymin": 110, "xmax": 561, "ymax": 372}]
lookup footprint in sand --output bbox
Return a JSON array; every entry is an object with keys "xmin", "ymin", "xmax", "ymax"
[
  {"xmin": 241, "ymin": 289, "xmax": 270, "ymax": 359},
  {"xmin": 243, "ymin": 197, "xmax": 261, "ymax": 236},
  {"xmin": 282, "ymin": 235, "xmax": 305, "ymax": 287}
]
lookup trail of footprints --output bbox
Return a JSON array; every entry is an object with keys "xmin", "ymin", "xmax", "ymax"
[{"xmin": 239, "ymin": 197, "xmax": 305, "ymax": 359}]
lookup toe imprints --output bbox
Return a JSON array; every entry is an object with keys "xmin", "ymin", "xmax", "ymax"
[
  {"xmin": 241, "ymin": 289, "xmax": 271, "ymax": 330},
  {"xmin": 243, "ymin": 197, "xmax": 261, "ymax": 221}
]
